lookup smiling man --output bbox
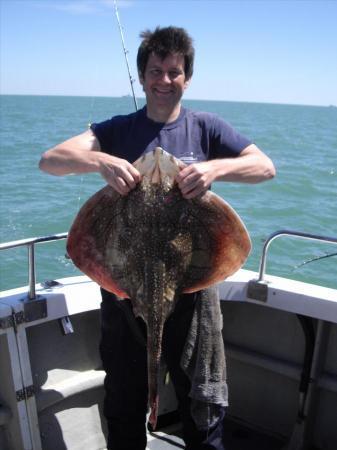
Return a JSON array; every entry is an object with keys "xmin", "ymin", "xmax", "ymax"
[
  {"xmin": 39, "ymin": 26, "xmax": 275, "ymax": 450},
  {"xmin": 139, "ymin": 53, "xmax": 189, "ymax": 122}
]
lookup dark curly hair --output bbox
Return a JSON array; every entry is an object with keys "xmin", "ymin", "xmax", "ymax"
[{"xmin": 137, "ymin": 26, "xmax": 194, "ymax": 80}]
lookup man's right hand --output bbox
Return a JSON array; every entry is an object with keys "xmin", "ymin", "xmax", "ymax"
[
  {"xmin": 39, "ymin": 129, "xmax": 141, "ymax": 196},
  {"xmin": 98, "ymin": 154, "xmax": 141, "ymax": 196}
]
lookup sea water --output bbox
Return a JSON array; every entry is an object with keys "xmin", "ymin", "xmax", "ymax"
[{"xmin": 0, "ymin": 95, "xmax": 336, "ymax": 291}]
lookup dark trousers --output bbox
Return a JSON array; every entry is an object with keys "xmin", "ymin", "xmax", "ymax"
[{"xmin": 99, "ymin": 289, "xmax": 226, "ymax": 450}]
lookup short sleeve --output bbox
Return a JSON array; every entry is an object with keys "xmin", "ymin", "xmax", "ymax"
[
  {"xmin": 90, "ymin": 119, "xmax": 115, "ymax": 153},
  {"xmin": 210, "ymin": 115, "xmax": 252, "ymax": 158}
]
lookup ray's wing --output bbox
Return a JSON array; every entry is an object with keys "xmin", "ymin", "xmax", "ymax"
[
  {"xmin": 181, "ymin": 191, "xmax": 251, "ymax": 293},
  {"xmin": 67, "ymin": 186, "xmax": 129, "ymax": 298},
  {"xmin": 67, "ymin": 148, "xmax": 251, "ymax": 297},
  {"xmin": 66, "ymin": 148, "xmax": 252, "ymax": 432}
]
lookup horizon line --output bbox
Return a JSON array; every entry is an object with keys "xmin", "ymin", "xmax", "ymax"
[{"xmin": 0, "ymin": 92, "xmax": 334, "ymax": 109}]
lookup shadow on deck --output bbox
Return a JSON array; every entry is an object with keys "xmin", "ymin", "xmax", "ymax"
[{"xmin": 147, "ymin": 415, "xmax": 285, "ymax": 449}]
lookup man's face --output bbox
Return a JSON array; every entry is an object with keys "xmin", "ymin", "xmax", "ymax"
[{"xmin": 139, "ymin": 53, "xmax": 190, "ymax": 112}]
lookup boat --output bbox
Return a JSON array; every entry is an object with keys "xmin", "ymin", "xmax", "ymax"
[{"xmin": 0, "ymin": 229, "xmax": 336, "ymax": 450}]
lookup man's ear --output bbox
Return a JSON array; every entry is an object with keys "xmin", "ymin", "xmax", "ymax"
[{"xmin": 184, "ymin": 77, "xmax": 191, "ymax": 90}]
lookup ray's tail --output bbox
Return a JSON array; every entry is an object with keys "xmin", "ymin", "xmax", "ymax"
[{"xmin": 146, "ymin": 319, "xmax": 164, "ymax": 430}]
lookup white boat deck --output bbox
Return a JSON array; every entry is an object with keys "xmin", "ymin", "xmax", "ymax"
[
  {"xmin": 146, "ymin": 419, "xmax": 285, "ymax": 450},
  {"xmin": 0, "ymin": 267, "xmax": 335, "ymax": 450},
  {"xmin": 147, "ymin": 427, "xmax": 184, "ymax": 449}
]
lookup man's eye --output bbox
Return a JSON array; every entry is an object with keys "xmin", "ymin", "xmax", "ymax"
[
  {"xmin": 150, "ymin": 69, "xmax": 162, "ymax": 76},
  {"xmin": 169, "ymin": 71, "xmax": 181, "ymax": 78}
]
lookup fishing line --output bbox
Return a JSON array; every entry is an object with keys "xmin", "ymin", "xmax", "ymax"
[
  {"xmin": 74, "ymin": 45, "xmax": 101, "ymax": 214},
  {"xmin": 74, "ymin": 99, "xmax": 99, "ymax": 214},
  {"xmin": 65, "ymin": 42, "xmax": 100, "ymax": 262},
  {"xmin": 75, "ymin": 118, "xmax": 95, "ymax": 215}
]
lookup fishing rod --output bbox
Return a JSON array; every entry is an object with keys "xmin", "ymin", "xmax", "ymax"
[
  {"xmin": 74, "ymin": 1, "xmax": 137, "ymax": 216},
  {"xmin": 293, "ymin": 251, "xmax": 337, "ymax": 270},
  {"xmin": 113, "ymin": 0, "xmax": 138, "ymax": 111}
]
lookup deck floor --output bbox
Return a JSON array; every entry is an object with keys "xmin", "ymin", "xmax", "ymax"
[{"xmin": 146, "ymin": 418, "xmax": 285, "ymax": 449}]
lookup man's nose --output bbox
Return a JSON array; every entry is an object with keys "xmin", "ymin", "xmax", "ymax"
[{"xmin": 159, "ymin": 72, "xmax": 172, "ymax": 83}]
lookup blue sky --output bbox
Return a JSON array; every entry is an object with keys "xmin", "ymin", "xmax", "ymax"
[{"xmin": 1, "ymin": 0, "xmax": 337, "ymax": 106}]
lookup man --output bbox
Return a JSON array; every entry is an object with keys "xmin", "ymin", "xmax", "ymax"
[{"xmin": 40, "ymin": 26, "xmax": 275, "ymax": 450}]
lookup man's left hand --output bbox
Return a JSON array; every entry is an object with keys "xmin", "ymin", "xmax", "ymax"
[{"xmin": 175, "ymin": 161, "xmax": 215, "ymax": 199}]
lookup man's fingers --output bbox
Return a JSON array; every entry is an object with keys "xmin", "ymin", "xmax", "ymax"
[
  {"xmin": 114, "ymin": 176, "xmax": 131, "ymax": 195},
  {"xmin": 175, "ymin": 165, "xmax": 194, "ymax": 183},
  {"xmin": 176, "ymin": 170, "xmax": 198, "ymax": 191},
  {"xmin": 129, "ymin": 165, "xmax": 142, "ymax": 184},
  {"xmin": 181, "ymin": 185, "xmax": 207, "ymax": 199},
  {"xmin": 100, "ymin": 160, "xmax": 141, "ymax": 194},
  {"xmin": 178, "ymin": 176, "xmax": 198, "ymax": 193},
  {"xmin": 115, "ymin": 164, "xmax": 141, "ymax": 188},
  {"xmin": 178, "ymin": 173, "xmax": 208, "ymax": 196},
  {"xmin": 120, "ymin": 169, "xmax": 137, "ymax": 189},
  {"xmin": 176, "ymin": 162, "xmax": 213, "ymax": 198}
]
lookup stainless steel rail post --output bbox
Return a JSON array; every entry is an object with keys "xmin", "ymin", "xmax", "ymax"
[
  {"xmin": 0, "ymin": 232, "xmax": 68, "ymax": 301},
  {"xmin": 258, "ymin": 229, "xmax": 337, "ymax": 283},
  {"xmin": 28, "ymin": 244, "xmax": 36, "ymax": 300}
]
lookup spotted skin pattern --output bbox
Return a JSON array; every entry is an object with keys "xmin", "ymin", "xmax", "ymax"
[{"xmin": 67, "ymin": 148, "xmax": 251, "ymax": 428}]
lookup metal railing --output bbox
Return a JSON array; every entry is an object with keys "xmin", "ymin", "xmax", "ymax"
[
  {"xmin": 0, "ymin": 233, "xmax": 68, "ymax": 300},
  {"xmin": 1, "ymin": 229, "xmax": 336, "ymax": 300},
  {"xmin": 257, "ymin": 229, "xmax": 337, "ymax": 282}
]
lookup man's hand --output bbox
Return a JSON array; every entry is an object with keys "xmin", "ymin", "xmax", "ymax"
[
  {"xmin": 39, "ymin": 130, "xmax": 142, "ymax": 196},
  {"xmin": 98, "ymin": 154, "xmax": 141, "ymax": 196},
  {"xmin": 175, "ymin": 144, "xmax": 276, "ymax": 199},
  {"xmin": 176, "ymin": 161, "xmax": 215, "ymax": 199}
]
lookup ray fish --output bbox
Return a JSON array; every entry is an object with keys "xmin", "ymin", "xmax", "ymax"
[{"xmin": 67, "ymin": 147, "xmax": 251, "ymax": 429}]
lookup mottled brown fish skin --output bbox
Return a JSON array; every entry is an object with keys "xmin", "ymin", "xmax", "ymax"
[
  {"xmin": 67, "ymin": 149, "xmax": 252, "ymax": 429},
  {"xmin": 112, "ymin": 183, "xmax": 193, "ymax": 429}
]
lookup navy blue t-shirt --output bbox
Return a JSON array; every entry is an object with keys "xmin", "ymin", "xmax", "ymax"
[{"xmin": 91, "ymin": 106, "xmax": 251, "ymax": 164}]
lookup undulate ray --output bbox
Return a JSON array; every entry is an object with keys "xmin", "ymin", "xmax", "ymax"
[{"xmin": 67, "ymin": 147, "xmax": 251, "ymax": 428}]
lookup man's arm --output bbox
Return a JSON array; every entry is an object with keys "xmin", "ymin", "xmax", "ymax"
[
  {"xmin": 39, "ymin": 129, "xmax": 141, "ymax": 195},
  {"xmin": 176, "ymin": 144, "xmax": 276, "ymax": 199}
]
